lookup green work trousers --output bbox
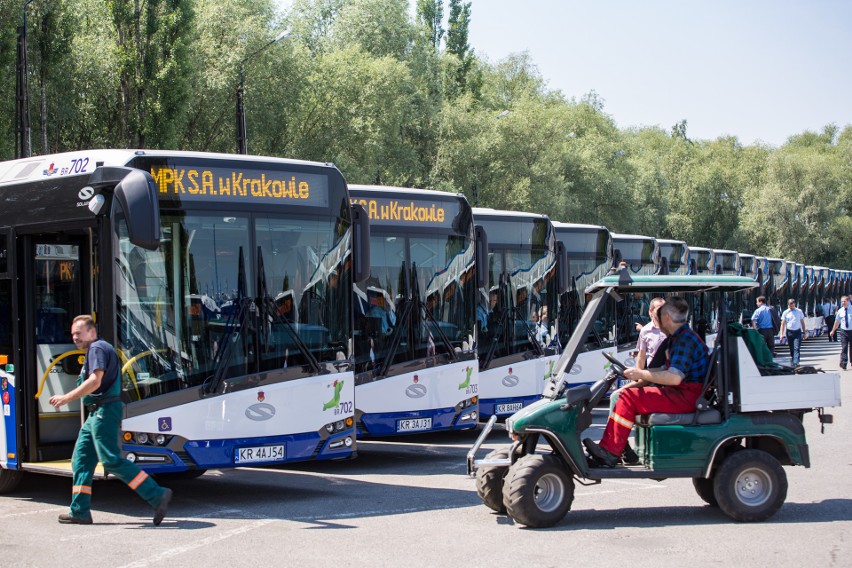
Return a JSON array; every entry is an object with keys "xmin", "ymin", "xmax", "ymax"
[{"xmin": 69, "ymin": 401, "xmax": 166, "ymax": 520}]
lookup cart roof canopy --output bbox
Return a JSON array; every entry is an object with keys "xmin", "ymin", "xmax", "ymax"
[{"xmin": 586, "ymin": 274, "xmax": 759, "ymax": 294}]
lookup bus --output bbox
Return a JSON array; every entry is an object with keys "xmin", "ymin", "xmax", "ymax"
[
  {"xmin": 657, "ymin": 239, "xmax": 690, "ymax": 275},
  {"xmin": 348, "ymin": 186, "xmax": 480, "ymax": 436},
  {"xmin": 689, "ymin": 246, "xmax": 715, "ymax": 275},
  {"xmin": 713, "ymin": 249, "xmax": 740, "ymax": 275},
  {"xmin": 0, "ymin": 150, "xmax": 369, "ymax": 491},
  {"xmin": 552, "ymin": 222, "xmax": 614, "ymax": 386},
  {"xmin": 473, "ymin": 208, "xmax": 561, "ymax": 420},
  {"xmin": 610, "ymin": 233, "xmax": 660, "ymax": 349},
  {"xmin": 738, "ymin": 253, "xmax": 758, "ymax": 321}
]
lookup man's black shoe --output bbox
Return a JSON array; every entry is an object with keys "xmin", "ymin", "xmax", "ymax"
[
  {"xmin": 58, "ymin": 513, "xmax": 93, "ymax": 525},
  {"xmin": 583, "ymin": 438, "xmax": 618, "ymax": 468},
  {"xmin": 621, "ymin": 443, "xmax": 640, "ymax": 465},
  {"xmin": 153, "ymin": 488, "xmax": 173, "ymax": 526},
  {"xmin": 841, "ymin": 364, "xmax": 847, "ymax": 370}
]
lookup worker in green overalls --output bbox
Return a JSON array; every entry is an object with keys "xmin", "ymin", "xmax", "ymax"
[{"xmin": 49, "ymin": 314, "xmax": 173, "ymax": 525}]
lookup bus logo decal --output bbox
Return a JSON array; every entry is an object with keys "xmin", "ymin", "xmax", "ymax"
[
  {"xmin": 323, "ymin": 379, "xmax": 344, "ymax": 411},
  {"xmin": 502, "ymin": 370, "xmax": 520, "ymax": 388},
  {"xmin": 406, "ymin": 384, "xmax": 427, "ymax": 399},
  {"xmin": 257, "ymin": 390, "xmax": 265, "ymax": 402},
  {"xmin": 245, "ymin": 403, "xmax": 276, "ymax": 421},
  {"xmin": 43, "ymin": 163, "xmax": 58, "ymax": 176},
  {"xmin": 78, "ymin": 186, "xmax": 95, "ymax": 201}
]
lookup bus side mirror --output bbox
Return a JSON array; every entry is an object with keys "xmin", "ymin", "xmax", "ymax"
[
  {"xmin": 351, "ymin": 203, "xmax": 371, "ymax": 283},
  {"xmin": 475, "ymin": 225, "xmax": 489, "ymax": 289},
  {"xmin": 112, "ymin": 169, "xmax": 160, "ymax": 251},
  {"xmin": 556, "ymin": 241, "xmax": 570, "ymax": 293}
]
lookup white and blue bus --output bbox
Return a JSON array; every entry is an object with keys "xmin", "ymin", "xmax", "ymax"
[
  {"xmin": 690, "ymin": 246, "xmax": 715, "ymax": 275},
  {"xmin": 473, "ymin": 208, "xmax": 561, "ymax": 420},
  {"xmin": 610, "ymin": 233, "xmax": 660, "ymax": 350},
  {"xmin": 657, "ymin": 239, "xmax": 690, "ymax": 275},
  {"xmin": 0, "ymin": 150, "xmax": 369, "ymax": 491},
  {"xmin": 552, "ymin": 222, "xmax": 616, "ymax": 386},
  {"xmin": 348, "ymin": 186, "xmax": 480, "ymax": 436}
]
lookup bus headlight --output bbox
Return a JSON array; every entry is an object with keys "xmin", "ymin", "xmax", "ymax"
[{"xmin": 136, "ymin": 433, "xmax": 149, "ymax": 445}]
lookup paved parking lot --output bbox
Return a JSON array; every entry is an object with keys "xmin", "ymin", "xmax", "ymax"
[{"xmin": 2, "ymin": 339, "xmax": 850, "ymax": 568}]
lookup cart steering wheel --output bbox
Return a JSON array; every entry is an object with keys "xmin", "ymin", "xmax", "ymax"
[{"xmin": 602, "ymin": 351, "xmax": 628, "ymax": 376}]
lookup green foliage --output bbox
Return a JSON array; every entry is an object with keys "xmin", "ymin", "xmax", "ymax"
[{"xmin": 1, "ymin": 0, "xmax": 849, "ymax": 268}]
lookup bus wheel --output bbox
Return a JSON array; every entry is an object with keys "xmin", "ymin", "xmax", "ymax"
[
  {"xmin": 692, "ymin": 477, "xmax": 718, "ymax": 507},
  {"xmin": 502, "ymin": 454, "xmax": 574, "ymax": 528},
  {"xmin": 0, "ymin": 469, "xmax": 23, "ymax": 494},
  {"xmin": 713, "ymin": 449, "xmax": 787, "ymax": 522},
  {"xmin": 475, "ymin": 447, "xmax": 511, "ymax": 513}
]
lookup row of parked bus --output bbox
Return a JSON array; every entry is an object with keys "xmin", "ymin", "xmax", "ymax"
[{"xmin": 0, "ymin": 150, "xmax": 847, "ymax": 491}]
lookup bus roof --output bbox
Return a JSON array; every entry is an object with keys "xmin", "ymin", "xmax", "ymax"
[
  {"xmin": 0, "ymin": 149, "xmax": 340, "ymax": 186},
  {"xmin": 349, "ymin": 184, "xmax": 466, "ymax": 200}
]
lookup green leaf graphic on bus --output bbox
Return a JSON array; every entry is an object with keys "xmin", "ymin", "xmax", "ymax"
[
  {"xmin": 458, "ymin": 366, "xmax": 473, "ymax": 390},
  {"xmin": 323, "ymin": 379, "xmax": 344, "ymax": 411},
  {"xmin": 543, "ymin": 360, "xmax": 555, "ymax": 381}
]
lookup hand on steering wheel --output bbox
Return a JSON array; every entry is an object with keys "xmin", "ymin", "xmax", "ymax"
[{"xmin": 602, "ymin": 351, "xmax": 628, "ymax": 376}]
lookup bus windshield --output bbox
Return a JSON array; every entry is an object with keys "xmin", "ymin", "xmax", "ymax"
[
  {"xmin": 476, "ymin": 215, "xmax": 558, "ymax": 368},
  {"xmin": 115, "ymin": 210, "xmax": 351, "ymax": 401}
]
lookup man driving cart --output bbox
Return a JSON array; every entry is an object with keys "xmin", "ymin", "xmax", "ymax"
[{"xmin": 584, "ymin": 296, "xmax": 709, "ymax": 467}]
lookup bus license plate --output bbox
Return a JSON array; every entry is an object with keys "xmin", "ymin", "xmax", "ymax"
[
  {"xmin": 396, "ymin": 417, "xmax": 432, "ymax": 432},
  {"xmin": 235, "ymin": 445, "xmax": 285, "ymax": 464},
  {"xmin": 496, "ymin": 402, "xmax": 524, "ymax": 414}
]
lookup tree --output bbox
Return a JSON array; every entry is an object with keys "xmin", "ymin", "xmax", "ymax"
[
  {"xmin": 416, "ymin": 0, "xmax": 444, "ymax": 52},
  {"xmin": 446, "ymin": 0, "xmax": 472, "ymax": 92}
]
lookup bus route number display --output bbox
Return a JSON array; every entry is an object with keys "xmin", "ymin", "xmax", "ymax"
[{"xmin": 150, "ymin": 165, "xmax": 329, "ymax": 208}]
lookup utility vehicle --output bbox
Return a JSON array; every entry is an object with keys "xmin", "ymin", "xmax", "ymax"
[{"xmin": 467, "ymin": 273, "xmax": 840, "ymax": 528}]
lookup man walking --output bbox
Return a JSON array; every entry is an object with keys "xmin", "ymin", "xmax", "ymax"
[
  {"xmin": 829, "ymin": 296, "xmax": 852, "ymax": 369},
  {"xmin": 49, "ymin": 315, "xmax": 173, "ymax": 525},
  {"xmin": 751, "ymin": 296, "xmax": 775, "ymax": 356},
  {"xmin": 780, "ymin": 299, "xmax": 807, "ymax": 367}
]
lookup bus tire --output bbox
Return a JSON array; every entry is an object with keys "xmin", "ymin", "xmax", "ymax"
[
  {"xmin": 502, "ymin": 454, "xmax": 574, "ymax": 528},
  {"xmin": 0, "ymin": 469, "xmax": 23, "ymax": 494},
  {"xmin": 475, "ymin": 447, "xmax": 511, "ymax": 513},
  {"xmin": 713, "ymin": 449, "xmax": 787, "ymax": 522}
]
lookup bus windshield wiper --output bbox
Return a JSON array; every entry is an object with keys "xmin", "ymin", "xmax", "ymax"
[
  {"xmin": 204, "ymin": 247, "xmax": 252, "ymax": 394},
  {"xmin": 411, "ymin": 263, "xmax": 458, "ymax": 363},
  {"xmin": 377, "ymin": 261, "xmax": 413, "ymax": 378},
  {"xmin": 481, "ymin": 273, "xmax": 510, "ymax": 370},
  {"xmin": 256, "ymin": 246, "xmax": 323, "ymax": 375}
]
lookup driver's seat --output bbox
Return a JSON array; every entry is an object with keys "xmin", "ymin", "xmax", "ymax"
[{"xmin": 635, "ymin": 345, "xmax": 723, "ymax": 427}]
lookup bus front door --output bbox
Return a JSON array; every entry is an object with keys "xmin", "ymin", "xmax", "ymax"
[{"xmin": 19, "ymin": 235, "xmax": 91, "ymax": 459}]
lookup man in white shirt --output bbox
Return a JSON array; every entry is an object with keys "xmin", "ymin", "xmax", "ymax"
[
  {"xmin": 829, "ymin": 295, "xmax": 852, "ymax": 369},
  {"xmin": 779, "ymin": 299, "xmax": 806, "ymax": 367}
]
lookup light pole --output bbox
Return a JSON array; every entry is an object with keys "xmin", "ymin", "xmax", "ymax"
[
  {"xmin": 15, "ymin": 0, "xmax": 36, "ymax": 159},
  {"xmin": 236, "ymin": 30, "xmax": 290, "ymax": 155}
]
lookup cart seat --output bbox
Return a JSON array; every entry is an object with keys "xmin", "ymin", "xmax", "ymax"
[{"xmin": 635, "ymin": 409, "xmax": 721, "ymax": 426}]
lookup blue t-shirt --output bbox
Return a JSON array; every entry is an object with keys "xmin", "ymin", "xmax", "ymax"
[
  {"xmin": 751, "ymin": 304, "xmax": 773, "ymax": 330},
  {"xmin": 83, "ymin": 339, "xmax": 121, "ymax": 395},
  {"xmin": 666, "ymin": 325, "xmax": 709, "ymax": 384}
]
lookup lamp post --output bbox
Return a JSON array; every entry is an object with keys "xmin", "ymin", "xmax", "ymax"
[
  {"xmin": 236, "ymin": 30, "xmax": 290, "ymax": 155},
  {"xmin": 15, "ymin": 0, "xmax": 36, "ymax": 159}
]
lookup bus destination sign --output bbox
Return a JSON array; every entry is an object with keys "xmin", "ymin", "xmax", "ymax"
[
  {"xmin": 150, "ymin": 165, "xmax": 329, "ymax": 208},
  {"xmin": 350, "ymin": 197, "xmax": 458, "ymax": 229}
]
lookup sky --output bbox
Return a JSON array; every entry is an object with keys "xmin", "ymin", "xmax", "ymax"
[{"xmin": 276, "ymin": 0, "xmax": 851, "ymax": 147}]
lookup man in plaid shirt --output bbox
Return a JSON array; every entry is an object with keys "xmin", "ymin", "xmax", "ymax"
[{"xmin": 585, "ymin": 296, "xmax": 709, "ymax": 467}]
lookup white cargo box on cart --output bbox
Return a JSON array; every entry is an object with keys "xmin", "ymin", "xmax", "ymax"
[{"xmin": 735, "ymin": 337, "xmax": 842, "ymax": 412}]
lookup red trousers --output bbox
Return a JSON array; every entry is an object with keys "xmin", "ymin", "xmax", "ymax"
[{"xmin": 599, "ymin": 383, "xmax": 703, "ymax": 456}]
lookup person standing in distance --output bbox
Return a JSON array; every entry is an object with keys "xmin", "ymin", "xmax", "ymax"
[
  {"xmin": 49, "ymin": 315, "xmax": 173, "ymax": 525},
  {"xmin": 829, "ymin": 296, "xmax": 852, "ymax": 369},
  {"xmin": 823, "ymin": 296, "xmax": 838, "ymax": 342},
  {"xmin": 779, "ymin": 299, "xmax": 807, "ymax": 367},
  {"xmin": 750, "ymin": 296, "xmax": 775, "ymax": 356}
]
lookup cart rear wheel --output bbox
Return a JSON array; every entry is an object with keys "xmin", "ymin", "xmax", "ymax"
[{"xmin": 713, "ymin": 449, "xmax": 787, "ymax": 522}]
